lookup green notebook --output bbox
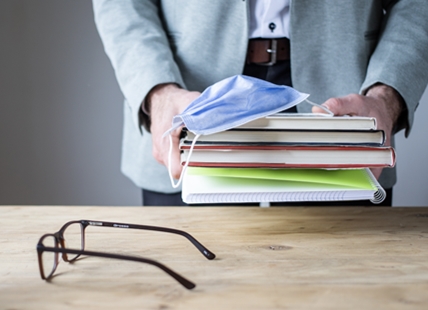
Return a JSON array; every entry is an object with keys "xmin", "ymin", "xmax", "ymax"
[{"xmin": 182, "ymin": 167, "xmax": 385, "ymax": 204}]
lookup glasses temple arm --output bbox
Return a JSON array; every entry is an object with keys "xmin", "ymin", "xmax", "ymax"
[
  {"xmin": 39, "ymin": 245, "xmax": 196, "ymax": 290},
  {"xmin": 82, "ymin": 220, "xmax": 215, "ymax": 260}
]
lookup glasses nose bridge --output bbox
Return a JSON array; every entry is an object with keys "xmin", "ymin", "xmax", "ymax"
[{"xmin": 60, "ymin": 220, "xmax": 86, "ymax": 241}]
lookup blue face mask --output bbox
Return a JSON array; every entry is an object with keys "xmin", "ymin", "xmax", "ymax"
[
  {"xmin": 165, "ymin": 75, "xmax": 310, "ymax": 188},
  {"xmin": 166, "ymin": 75, "xmax": 309, "ymax": 136}
]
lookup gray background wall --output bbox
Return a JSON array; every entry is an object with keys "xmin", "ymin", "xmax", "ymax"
[{"xmin": 1, "ymin": 0, "xmax": 427, "ymax": 206}]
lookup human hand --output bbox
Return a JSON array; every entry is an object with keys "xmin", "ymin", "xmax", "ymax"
[
  {"xmin": 147, "ymin": 84, "xmax": 201, "ymax": 179},
  {"xmin": 312, "ymin": 84, "xmax": 404, "ymax": 179}
]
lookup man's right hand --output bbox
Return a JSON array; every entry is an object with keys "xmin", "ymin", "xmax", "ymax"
[{"xmin": 146, "ymin": 84, "xmax": 201, "ymax": 180}]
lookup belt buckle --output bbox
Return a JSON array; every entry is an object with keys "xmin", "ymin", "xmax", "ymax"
[{"xmin": 260, "ymin": 39, "xmax": 277, "ymax": 66}]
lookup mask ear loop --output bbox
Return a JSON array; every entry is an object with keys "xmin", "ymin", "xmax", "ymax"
[
  {"xmin": 305, "ymin": 99, "xmax": 334, "ymax": 116},
  {"xmin": 168, "ymin": 133, "xmax": 201, "ymax": 188}
]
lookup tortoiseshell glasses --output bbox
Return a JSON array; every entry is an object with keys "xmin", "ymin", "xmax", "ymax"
[{"xmin": 36, "ymin": 220, "xmax": 215, "ymax": 289}]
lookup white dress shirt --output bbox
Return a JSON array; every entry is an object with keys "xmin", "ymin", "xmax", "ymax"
[{"xmin": 249, "ymin": 0, "xmax": 291, "ymax": 39}]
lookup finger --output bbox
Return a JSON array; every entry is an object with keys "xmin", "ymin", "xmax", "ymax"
[
  {"xmin": 311, "ymin": 97, "xmax": 350, "ymax": 115},
  {"xmin": 166, "ymin": 128, "xmax": 184, "ymax": 180},
  {"xmin": 170, "ymin": 141, "xmax": 183, "ymax": 180},
  {"xmin": 370, "ymin": 167, "xmax": 382, "ymax": 180},
  {"xmin": 311, "ymin": 105, "xmax": 330, "ymax": 114},
  {"xmin": 321, "ymin": 95, "xmax": 367, "ymax": 116},
  {"xmin": 152, "ymin": 132, "xmax": 167, "ymax": 165},
  {"xmin": 322, "ymin": 97, "xmax": 353, "ymax": 116}
]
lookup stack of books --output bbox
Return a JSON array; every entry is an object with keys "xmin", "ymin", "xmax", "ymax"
[{"xmin": 180, "ymin": 114, "xmax": 394, "ymax": 204}]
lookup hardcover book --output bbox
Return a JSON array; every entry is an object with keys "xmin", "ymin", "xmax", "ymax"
[
  {"xmin": 180, "ymin": 144, "xmax": 396, "ymax": 169},
  {"xmin": 237, "ymin": 113, "xmax": 377, "ymax": 130},
  {"xmin": 181, "ymin": 128, "xmax": 385, "ymax": 146}
]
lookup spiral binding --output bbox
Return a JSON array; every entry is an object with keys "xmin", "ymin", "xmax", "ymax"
[{"xmin": 365, "ymin": 168, "xmax": 386, "ymax": 204}]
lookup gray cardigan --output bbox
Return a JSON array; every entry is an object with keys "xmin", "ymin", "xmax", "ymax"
[{"xmin": 93, "ymin": 0, "xmax": 428, "ymax": 192}]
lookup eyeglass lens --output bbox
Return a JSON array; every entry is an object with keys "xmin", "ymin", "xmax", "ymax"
[
  {"xmin": 41, "ymin": 235, "xmax": 58, "ymax": 279},
  {"xmin": 62, "ymin": 222, "xmax": 84, "ymax": 261}
]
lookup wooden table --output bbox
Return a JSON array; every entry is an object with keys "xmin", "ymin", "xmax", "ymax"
[{"xmin": 1, "ymin": 206, "xmax": 428, "ymax": 309}]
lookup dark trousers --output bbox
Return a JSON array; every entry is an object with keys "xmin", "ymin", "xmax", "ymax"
[{"xmin": 142, "ymin": 59, "xmax": 392, "ymax": 206}]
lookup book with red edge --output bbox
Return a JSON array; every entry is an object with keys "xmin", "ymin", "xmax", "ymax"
[{"xmin": 179, "ymin": 143, "xmax": 395, "ymax": 169}]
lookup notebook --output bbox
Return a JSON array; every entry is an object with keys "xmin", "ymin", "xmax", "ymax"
[{"xmin": 182, "ymin": 167, "xmax": 386, "ymax": 204}]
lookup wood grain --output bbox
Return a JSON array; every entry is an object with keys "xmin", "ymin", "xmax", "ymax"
[{"xmin": 1, "ymin": 206, "xmax": 427, "ymax": 309}]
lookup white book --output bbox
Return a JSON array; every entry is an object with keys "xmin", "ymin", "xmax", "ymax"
[
  {"xmin": 237, "ymin": 113, "xmax": 377, "ymax": 130},
  {"xmin": 182, "ymin": 129, "xmax": 385, "ymax": 146},
  {"xmin": 180, "ymin": 145, "xmax": 396, "ymax": 169}
]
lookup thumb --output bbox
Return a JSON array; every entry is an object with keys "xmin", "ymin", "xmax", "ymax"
[
  {"xmin": 168, "ymin": 128, "xmax": 184, "ymax": 180},
  {"xmin": 313, "ymin": 96, "xmax": 361, "ymax": 116},
  {"xmin": 311, "ymin": 98, "xmax": 346, "ymax": 115}
]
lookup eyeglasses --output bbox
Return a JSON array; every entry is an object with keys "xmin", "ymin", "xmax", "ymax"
[{"xmin": 36, "ymin": 220, "xmax": 216, "ymax": 289}]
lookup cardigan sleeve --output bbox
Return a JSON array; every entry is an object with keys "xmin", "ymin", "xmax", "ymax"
[
  {"xmin": 92, "ymin": 0, "xmax": 186, "ymax": 133},
  {"xmin": 360, "ymin": 0, "xmax": 428, "ymax": 136}
]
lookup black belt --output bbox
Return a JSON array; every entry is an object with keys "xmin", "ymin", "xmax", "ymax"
[{"xmin": 246, "ymin": 38, "xmax": 290, "ymax": 66}]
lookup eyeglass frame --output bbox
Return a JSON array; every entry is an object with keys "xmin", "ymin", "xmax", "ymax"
[{"xmin": 36, "ymin": 219, "xmax": 216, "ymax": 290}]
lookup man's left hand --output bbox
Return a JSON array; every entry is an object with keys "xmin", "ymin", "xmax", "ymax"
[{"xmin": 312, "ymin": 84, "xmax": 404, "ymax": 179}]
